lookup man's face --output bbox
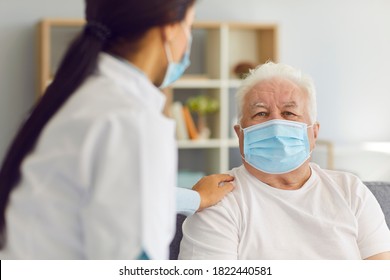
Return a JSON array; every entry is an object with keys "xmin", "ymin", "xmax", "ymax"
[{"xmin": 235, "ymin": 77, "xmax": 319, "ymax": 155}]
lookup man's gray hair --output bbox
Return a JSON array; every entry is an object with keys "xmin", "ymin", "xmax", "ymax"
[{"xmin": 236, "ymin": 62, "xmax": 317, "ymax": 124}]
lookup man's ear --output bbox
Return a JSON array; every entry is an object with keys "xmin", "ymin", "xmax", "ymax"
[
  {"xmin": 234, "ymin": 124, "xmax": 241, "ymax": 138},
  {"xmin": 313, "ymin": 122, "xmax": 320, "ymax": 141}
]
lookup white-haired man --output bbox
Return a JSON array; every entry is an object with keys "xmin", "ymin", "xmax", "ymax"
[{"xmin": 179, "ymin": 62, "xmax": 390, "ymax": 260}]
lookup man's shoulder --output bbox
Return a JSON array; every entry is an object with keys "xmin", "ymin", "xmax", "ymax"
[
  {"xmin": 310, "ymin": 163, "xmax": 364, "ymax": 189},
  {"xmin": 224, "ymin": 165, "xmax": 253, "ymax": 195},
  {"xmin": 226, "ymin": 165, "xmax": 245, "ymax": 177},
  {"xmin": 199, "ymin": 166, "xmax": 248, "ymax": 216},
  {"xmin": 311, "ymin": 162, "xmax": 359, "ymax": 177}
]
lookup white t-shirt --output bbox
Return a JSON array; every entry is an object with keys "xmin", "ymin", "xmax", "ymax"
[{"xmin": 179, "ymin": 163, "xmax": 390, "ymax": 259}]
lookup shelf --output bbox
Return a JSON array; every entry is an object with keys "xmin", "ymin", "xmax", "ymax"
[
  {"xmin": 185, "ymin": 25, "xmax": 222, "ymax": 80},
  {"xmin": 178, "ymin": 139, "xmax": 222, "ymax": 149},
  {"xmin": 172, "ymin": 78, "xmax": 222, "ymax": 89},
  {"xmin": 177, "ymin": 138, "xmax": 239, "ymax": 149},
  {"xmin": 227, "ymin": 138, "xmax": 240, "ymax": 148},
  {"xmin": 228, "ymin": 79, "xmax": 243, "ymax": 88},
  {"xmin": 227, "ymin": 24, "xmax": 278, "ymax": 79},
  {"xmin": 37, "ymin": 19, "xmax": 278, "ymax": 174}
]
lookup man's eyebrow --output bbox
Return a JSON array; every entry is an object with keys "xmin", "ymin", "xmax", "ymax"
[
  {"xmin": 282, "ymin": 101, "xmax": 298, "ymax": 108},
  {"xmin": 250, "ymin": 102, "xmax": 268, "ymax": 109}
]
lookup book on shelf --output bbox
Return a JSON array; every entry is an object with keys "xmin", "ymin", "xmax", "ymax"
[
  {"xmin": 170, "ymin": 101, "xmax": 200, "ymax": 141},
  {"xmin": 170, "ymin": 101, "xmax": 189, "ymax": 140},
  {"xmin": 182, "ymin": 105, "xmax": 199, "ymax": 140}
]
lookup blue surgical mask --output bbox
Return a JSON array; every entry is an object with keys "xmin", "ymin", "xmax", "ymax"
[
  {"xmin": 241, "ymin": 119, "xmax": 313, "ymax": 174},
  {"xmin": 159, "ymin": 24, "xmax": 192, "ymax": 89}
]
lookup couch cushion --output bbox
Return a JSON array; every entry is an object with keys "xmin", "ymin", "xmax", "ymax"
[
  {"xmin": 364, "ymin": 181, "xmax": 390, "ymax": 228},
  {"xmin": 169, "ymin": 214, "xmax": 186, "ymax": 260}
]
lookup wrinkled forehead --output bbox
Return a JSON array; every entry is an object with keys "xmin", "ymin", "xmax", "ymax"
[{"xmin": 245, "ymin": 78, "xmax": 307, "ymax": 107}]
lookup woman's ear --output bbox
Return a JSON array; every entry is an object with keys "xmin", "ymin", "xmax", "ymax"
[{"xmin": 160, "ymin": 23, "xmax": 180, "ymax": 43}]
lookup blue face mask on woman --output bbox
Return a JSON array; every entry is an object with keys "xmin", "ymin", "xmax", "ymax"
[
  {"xmin": 160, "ymin": 24, "xmax": 192, "ymax": 88},
  {"xmin": 241, "ymin": 119, "xmax": 313, "ymax": 174}
]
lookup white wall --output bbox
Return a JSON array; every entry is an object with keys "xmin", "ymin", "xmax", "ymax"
[
  {"xmin": 194, "ymin": 0, "xmax": 390, "ymax": 181},
  {"xmin": 196, "ymin": 0, "xmax": 390, "ymax": 144},
  {"xmin": 1, "ymin": 0, "xmax": 390, "ymax": 180},
  {"xmin": 0, "ymin": 0, "xmax": 83, "ymax": 161}
]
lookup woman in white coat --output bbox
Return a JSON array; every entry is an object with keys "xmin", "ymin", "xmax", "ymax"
[{"xmin": 0, "ymin": 0, "xmax": 233, "ymax": 259}]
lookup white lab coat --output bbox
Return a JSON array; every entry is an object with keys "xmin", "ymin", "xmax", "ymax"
[{"xmin": 0, "ymin": 53, "xmax": 177, "ymax": 259}]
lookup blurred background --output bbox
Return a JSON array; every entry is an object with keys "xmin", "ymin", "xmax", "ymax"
[{"xmin": 1, "ymin": 0, "xmax": 390, "ymax": 182}]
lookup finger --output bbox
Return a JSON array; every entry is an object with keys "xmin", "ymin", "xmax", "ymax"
[
  {"xmin": 219, "ymin": 182, "xmax": 234, "ymax": 192},
  {"xmin": 212, "ymin": 174, "xmax": 235, "ymax": 182}
]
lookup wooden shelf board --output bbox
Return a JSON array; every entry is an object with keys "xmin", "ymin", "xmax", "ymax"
[
  {"xmin": 173, "ymin": 78, "xmax": 222, "ymax": 89},
  {"xmin": 178, "ymin": 139, "xmax": 222, "ymax": 149}
]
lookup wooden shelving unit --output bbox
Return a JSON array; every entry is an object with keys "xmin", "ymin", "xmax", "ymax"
[{"xmin": 37, "ymin": 19, "xmax": 279, "ymax": 175}]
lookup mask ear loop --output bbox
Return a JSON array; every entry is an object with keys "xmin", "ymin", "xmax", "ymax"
[
  {"xmin": 164, "ymin": 23, "xmax": 184, "ymax": 65},
  {"xmin": 165, "ymin": 23, "xmax": 191, "ymax": 64},
  {"xmin": 180, "ymin": 22, "xmax": 192, "ymax": 58},
  {"xmin": 181, "ymin": 22, "xmax": 191, "ymax": 39},
  {"xmin": 306, "ymin": 122, "xmax": 317, "ymax": 155},
  {"xmin": 238, "ymin": 125, "xmax": 248, "ymax": 163},
  {"xmin": 164, "ymin": 41, "xmax": 173, "ymax": 64}
]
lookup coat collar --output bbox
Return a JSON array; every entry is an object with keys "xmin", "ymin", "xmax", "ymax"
[{"xmin": 97, "ymin": 52, "xmax": 166, "ymax": 113}]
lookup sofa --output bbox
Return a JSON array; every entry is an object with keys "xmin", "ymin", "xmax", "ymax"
[{"xmin": 169, "ymin": 181, "xmax": 390, "ymax": 260}]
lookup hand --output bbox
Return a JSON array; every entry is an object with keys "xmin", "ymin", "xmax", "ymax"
[
  {"xmin": 192, "ymin": 174, "xmax": 235, "ymax": 212},
  {"xmin": 364, "ymin": 251, "xmax": 390, "ymax": 260}
]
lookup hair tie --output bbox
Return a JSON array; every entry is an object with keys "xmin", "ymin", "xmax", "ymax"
[{"xmin": 85, "ymin": 21, "xmax": 112, "ymax": 42}]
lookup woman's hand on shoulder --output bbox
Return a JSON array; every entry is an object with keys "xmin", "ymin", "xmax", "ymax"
[{"xmin": 192, "ymin": 174, "xmax": 235, "ymax": 212}]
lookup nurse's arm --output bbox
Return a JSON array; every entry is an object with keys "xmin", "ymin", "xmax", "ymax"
[{"xmin": 364, "ymin": 251, "xmax": 390, "ymax": 260}]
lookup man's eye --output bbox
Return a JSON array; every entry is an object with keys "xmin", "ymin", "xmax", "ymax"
[
  {"xmin": 283, "ymin": 111, "xmax": 295, "ymax": 116},
  {"xmin": 255, "ymin": 112, "xmax": 268, "ymax": 117}
]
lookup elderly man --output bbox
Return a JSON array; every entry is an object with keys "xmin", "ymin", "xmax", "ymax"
[{"xmin": 179, "ymin": 62, "xmax": 390, "ymax": 260}]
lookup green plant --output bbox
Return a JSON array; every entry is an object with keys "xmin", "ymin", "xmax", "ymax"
[{"xmin": 186, "ymin": 95, "xmax": 219, "ymax": 116}]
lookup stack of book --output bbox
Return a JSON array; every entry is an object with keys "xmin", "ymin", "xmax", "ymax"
[{"xmin": 170, "ymin": 101, "xmax": 199, "ymax": 140}]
